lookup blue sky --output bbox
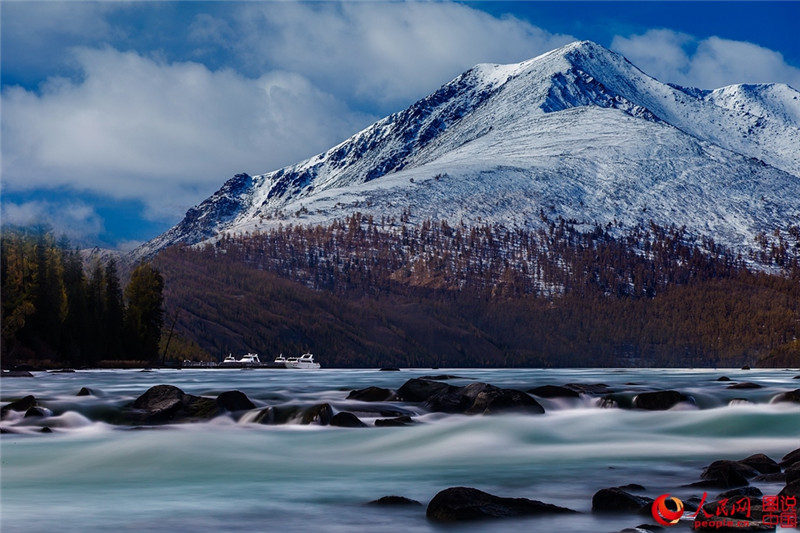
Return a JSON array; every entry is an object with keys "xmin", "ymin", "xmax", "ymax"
[{"xmin": 2, "ymin": 1, "xmax": 799, "ymax": 249}]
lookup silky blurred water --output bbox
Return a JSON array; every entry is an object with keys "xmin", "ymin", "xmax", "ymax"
[{"xmin": 2, "ymin": 368, "xmax": 799, "ymax": 532}]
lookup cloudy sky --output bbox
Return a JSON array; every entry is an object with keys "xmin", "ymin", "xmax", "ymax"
[{"xmin": 2, "ymin": 1, "xmax": 799, "ymax": 249}]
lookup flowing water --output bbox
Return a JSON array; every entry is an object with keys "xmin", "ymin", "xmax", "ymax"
[{"xmin": 2, "ymin": 368, "xmax": 799, "ymax": 532}]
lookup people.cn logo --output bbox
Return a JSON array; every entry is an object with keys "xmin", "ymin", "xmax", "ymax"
[{"xmin": 652, "ymin": 494, "xmax": 684, "ymax": 526}]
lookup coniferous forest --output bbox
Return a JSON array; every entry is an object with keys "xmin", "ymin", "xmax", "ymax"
[
  {"xmin": 2, "ymin": 215, "xmax": 799, "ymax": 368},
  {"xmin": 1, "ymin": 226, "xmax": 165, "ymax": 368}
]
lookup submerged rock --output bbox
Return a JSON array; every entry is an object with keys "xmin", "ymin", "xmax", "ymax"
[
  {"xmin": 368, "ymin": 496, "xmax": 422, "ymax": 506},
  {"xmin": 347, "ymin": 386, "xmax": 395, "ymax": 402},
  {"xmin": 632, "ymin": 390, "xmax": 689, "ymax": 410},
  {"xmin": 330, "ymin": 412, "xmax": 367, "ymax": 428},
  {"xmin": 300, "ymin": 403, "xmax": 333, "ymax": 425},
  {"xmin": 716, "ymin": 376, "xmax": 732, "ymax": 381},
  {"xmin": 418, "ymin": 375, "xmax": 465, "ymax": 381},
  {"xmin": 375, "ymin": 415, "xmax": 415, "ymax": 427},
  {"xmin": 1, "ymin": 395, "xmax": 37, "ymax": 418},
  {"xmin": 379, "ymin": 367, "xmax": 400, "ymax": 371},
  {"xmin": 528, "ymin": 385, "xmax": 579, "ymax": 398},
  {"xmin": 40, "ymin": 426, "xmax": 53, "ymax": 433},
  {"xmin": 591, "ymin": 488, "xmax": 653, "ymax": 514},
  {"xmin": 426, "ymin": 487, "xmax": 575, "ymax": 521},
  {"xmin": 76, "ymin": 387, "xmax": 96, "ymax": 396},
  {"xmin": 727, "ymin": 382, "xmax": 762, "ymax": 389}
]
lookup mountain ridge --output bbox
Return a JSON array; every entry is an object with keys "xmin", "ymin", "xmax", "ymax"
[{"xmin": 135, "ymin": 40, "xmax": 800, "ymax": 261}]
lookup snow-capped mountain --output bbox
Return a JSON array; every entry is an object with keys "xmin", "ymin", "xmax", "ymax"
[{"xmin": 136, "ymin": 41, "xmax": 800, "ymax": 259}]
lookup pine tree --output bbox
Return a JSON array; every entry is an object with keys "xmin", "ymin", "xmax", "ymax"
[{"xmin": 124, "ymin": 263, "xmax": 164, "ymax": 362}]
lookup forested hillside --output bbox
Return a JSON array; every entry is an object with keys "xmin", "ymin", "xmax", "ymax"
[{"xmin": 153, "ymin": 214, "xmax": 800, "ymax": 367}]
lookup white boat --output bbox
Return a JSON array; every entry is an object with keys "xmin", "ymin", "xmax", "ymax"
[
  {"xmin": 238, "ymin": 353, "xmax": 261, "ymax": 364},
  {"xmin": 273, "ymin": 354, "xmax": 287, "ymax": 364},
  {"xmin": 285, "ymin": 353, "xmax": 321, "ymax": 369},
  {"xmin": 222, "ymin": 354, "xmax": 237, "ymax": 364}
]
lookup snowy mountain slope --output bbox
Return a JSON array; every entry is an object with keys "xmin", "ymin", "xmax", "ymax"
[
  {"xmin": 136, "ymin": 41, "xmax": 800, "ymax": 260},
  {"xmin": 704, "ymin": 83, "xmax": 800, "ymax": 129}
]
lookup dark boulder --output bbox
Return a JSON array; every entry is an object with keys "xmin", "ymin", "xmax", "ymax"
[
  {"xmin": 565, "ymin": 383, "xmax": 611, "ymax": 394},
  {"xmin": 632, "ymin": 391, "xmax": 688, "ymax": 410},
  {"xmin": 216, "ymin": 390, "xmax": 255, "ymax": 412},
  {"xmin": 129, "ymin": 385, "xmax": 220, "ymax": 423},
  {"xmin": 781, "ymin": 447, "xmax": 800, "ymax": 468},
  {"xmin": 528, "ymin": 385, "xmax": 580, "ymax": 398},
  {"xmin": 347, "ymin": 386, "xmax": 395, "ymax": 402},
  {"xmin": 592, "ymin": 488, "xmax": 653, "ymax": 514},
  {"xmin": 738, "ymin": 454, "xmax": 780, "ymax": 474},
  {"xmin": 753, "ymin": 472, "xmax": 785, "ymax": 482},
  {"xmin": 741, "ymin": 366, "xmax": 751, "ymax": 370},
  {"xmin": 368, "ymin": 496, "xmax": 421, "ymax": 506},
  {"xmin": 300, "ymin": 403, "xmax": 333, "ymax": 425},
  {"xmin": 1, "ymin": 371, "xmax": 34, "ymax": 378},
  {"xmin": 426, "ymin": 487, "xmax": 575, "ymax": 521},
  {"xmin": 24, "ymin": 407, "xmax": 46, "ymax": 418},
  {"xmin": 727, "ymin": 382, "xmax": 762, "ymax": 389},
  {"xmin": 252, "ymin": 403, "xmax": 333, "ymax": 425},
  {"xmin": 398, "ymin": 378, "xmax": 544, "ymax": 415},
  {"xmin": 397, "ymin": 379, "xmax": 453, "ymax": 402},
  {"xmin": 40, "ymin": 426, "xmax": 53, "ymax": 433},
  {"xmin": 617, "ymin": 484, "xmax": 646, "ymax": 492},
  {"xmin": 716, "ymin": 376, "xmax": 732, "ymax": 381},
  {"xmin": 771, "ymin": 389, "xmax": 800, "ymax": 404},
  {"xmin": 785, "ymin": 462, "xmax": 800, "ymax": 485},
  {"xmin": 330, "ymin": 412, "xmax": 367, "ymax": 428},
  {"xmin": 461, "ymin": 383, "xmax": 544, "ymax": 415},
  {"xmin": 76, "ymin": 387, "xmax": 95, "ymax": 396},
  {"xmin": 716, "ymin": 486, "xmax": 763, "ymax": 500},
  {"xmin": 1, "ymin": 395, "xmax": 37, "ymax": 418},
  {"xmin": 375, "ymin": 416, "xmax": 415, "ymax": 427},
  {"xmin": 691, "ymin": 460, "xmax": 753, "ymax": 488},
  {"xmin": 779, "ymin": 480, "xmax": 800, "ymax": 499}
]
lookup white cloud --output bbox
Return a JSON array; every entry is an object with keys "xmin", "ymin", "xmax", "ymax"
[
  {"xmin": 1, "ymin": 47, "xmax": 374, "ymax": 220},
  {"xmin": 612, "ymin": 30, "xmax": 800, "ymax": 89},
  {"xmin": 2, "ymin": 200, "xmax": 105, "ymax": 243},
  {"xmin": 218, "ymin": 2, "xmax": 576, "ymax": 106}
]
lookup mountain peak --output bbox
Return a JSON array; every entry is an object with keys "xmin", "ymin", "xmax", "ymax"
[{"xmin": 134, "ymin": 41, "xmax": 800, "ymax": 262}]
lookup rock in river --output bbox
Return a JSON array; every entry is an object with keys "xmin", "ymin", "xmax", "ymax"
[
  {"xmin": 632, "ymin": 390, "xmax": 689, "ymax": 410},
  {"xmin": 375, "ymin": 415, "xmax": 415, "ymax": 427},
  {"xmin": 771, "ymin": 389, "xmax": 800, "ymax": 404},
  {"xmin": 691, "ymin": 460, "xmax": 754, "ymax": 488},
  {"xmin": 738, "ymin": 454, "xmax": 780, "ymax": 475},
  {"xmin": 129, "ymin": 385, "xmax": 257, "ymax": 424},
  {"xmin": 330, "ymin": 412, "xmax": 367, "ymax": 427},
  {"xmin": 1, "ymin": 395, "xmax": 37, "ymax": 418},
  {"xmin": 398, "ymin": 379, "xmax": 544, "ymax": 415},
  {"xmin": 528, "ymin": 385, "xmax": 579, "ymax": 398},
  {"xmin": 368, "ymin": 496, "xmax": 422, "ymax": 506},
  {"xmin": 347, "ymin": 386, "xmax": 395, "ymax": 402},
  {"xmin": 592, "ymin": 488, "xmax": 653, "ymax": 514},
  {"xmin": 426, "ymin": 487, "xmax": 575, "ymax": 521}
]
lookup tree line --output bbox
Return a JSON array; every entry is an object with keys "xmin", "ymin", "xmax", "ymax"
[
  {"xmin": 155, "ymin": 214, "xmax": 800, "ymax": 367},
  {"xmin": 1, "ymin": 226, "xmax": 165, "ymax": 368}
]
